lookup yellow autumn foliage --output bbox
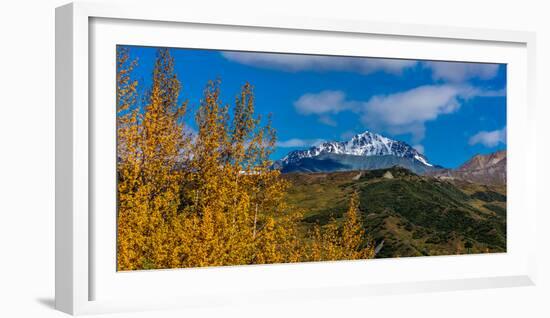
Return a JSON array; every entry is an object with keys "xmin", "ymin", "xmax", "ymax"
[{"xmin": 116, "ymin": 47, "xmax": 375, "ymax": 271}]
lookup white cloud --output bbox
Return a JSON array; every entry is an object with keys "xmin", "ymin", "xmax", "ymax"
[
  {"xmin": 276, "ymin": 138, "xmax": 325, "ymax": 148},
  {"xmin": 318, "ymin": 115, "xmax": 337, "ymax": 127},
  {"xmin": 361, "ymin": 85, "xmax": 465, "ymax": 141},
  {"xmin": 221, "ymin": 51, "xmax": 417, "ymax": 75},
  {"xmin": 182, "ymin": 125, "xmax": 198, "ymax": 143},
  {"xmin": 294, "ymin": 85, "xmax": 503, "ymax": 142},
  {"xmin": 468, "ymin": 127, "xmax": 506, "ymax": 147},
  {"xmin": 413, "ymin": 144, "xmax": 425, "ymax": 154},
  {"xmin": 424, "ymin": 61, "xmax": 500, "ymax": 83},
  {"xmin": 340, "ymin": 130, "xmax": 357, "ymax": 140},
  {"xmin": 183, "ymin": 125, "xmax": 197, "ymax": 135},
  {"xmin": 222, "ymin": 52, "xmax": 502, "ymax": 84},
  {"xmin": 293, "ymin": 90, "xmax": 354, "ymax": 115}
]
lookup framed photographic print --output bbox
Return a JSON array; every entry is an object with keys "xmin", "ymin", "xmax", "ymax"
[{"xmin": 56, "ymin": 2, "xmax": 537, "ymax": 315}]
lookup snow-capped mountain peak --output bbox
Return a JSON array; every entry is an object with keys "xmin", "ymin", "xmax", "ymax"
[{"xmin": 279, "ymin": 130, "xmax": 433, "ymax": 167}]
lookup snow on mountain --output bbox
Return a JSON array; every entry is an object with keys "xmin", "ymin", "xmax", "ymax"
[{"xmin": 279, "ymin": 130, "xmax": 433, "ymax": 167}]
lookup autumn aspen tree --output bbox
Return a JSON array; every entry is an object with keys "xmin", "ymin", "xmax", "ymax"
[
  {"xmin": 342, "ymin": 191, "xmax": 374, "ymax": 259},
  {"xmin": 116, "ymin": 47, "xmax": 376, "ymax": 270},
  {"xmin": 116, "ymin": 47, "xmax": 145, "ymax": 271}
]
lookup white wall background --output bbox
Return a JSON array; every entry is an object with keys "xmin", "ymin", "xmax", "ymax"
[{"xmin": 0, "ymin": 0, "xmax": 548, "ymax": 317}]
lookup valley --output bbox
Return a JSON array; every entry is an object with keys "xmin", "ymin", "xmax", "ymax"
[{"xmin": 284, "ymin": 166, "xmax": 507, "ymax": 258}]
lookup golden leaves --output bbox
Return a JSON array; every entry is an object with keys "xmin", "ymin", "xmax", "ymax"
[{"xmin": 116, "ymin": 47, "xmax": 375, "ymax": 271}]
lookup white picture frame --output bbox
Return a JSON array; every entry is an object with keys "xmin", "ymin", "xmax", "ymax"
[{"xmin": 55, "ymin": 1, "xmax": 537, "ymax": 315}]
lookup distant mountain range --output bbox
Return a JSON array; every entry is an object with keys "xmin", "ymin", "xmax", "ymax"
[
  {"xmin": 274, "ymin": 131, "xmax": 441, "ymax": 174},
  {"xmin": 274, "ymin": 130, "xmax": 506, "ymax": 185},
  {"xmin": 429, "ymin": 150, "xmax": 506, "ymax": 185}
]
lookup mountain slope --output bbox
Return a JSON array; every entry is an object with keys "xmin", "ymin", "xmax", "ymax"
[
  {"xmin": 284, "ymin": 167, "xmax": 507, "ymax": 258},
  {"xmin": 459, "ymin": 150, "xmax": 506, "ymax": 171},
  {"xmin": 432, "ymin": 151, "xmax": 506, "ymax": 185},
  {"xmin": 279, "ymin": 153, "xmax": 440, "ymax": 175},
  {"xmin": 275, "ymin": 131, "xmax": 438, "ymax": 174}
]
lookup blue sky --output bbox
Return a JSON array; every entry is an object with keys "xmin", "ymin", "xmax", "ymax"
[{"xmin": 121, "ymin": 45, "xmax": 506, "ymax": 168}]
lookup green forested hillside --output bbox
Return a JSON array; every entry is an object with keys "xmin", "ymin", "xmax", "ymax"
[{"xmin": 283, "ymin": 166, "xmax": 506, "ymax": 258}]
